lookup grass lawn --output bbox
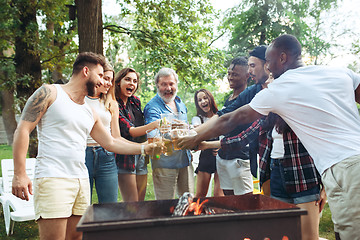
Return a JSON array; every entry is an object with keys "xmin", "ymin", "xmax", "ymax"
[{"xmin": 0, "ymin": 144, "xmax": 335, "ymax": 239}]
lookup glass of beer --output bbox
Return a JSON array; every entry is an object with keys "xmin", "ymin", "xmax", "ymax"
[
  {"xmin": 160, "ymin": 113, "xmax": 174, "ymax": 134},
  {"xmin": 162, "ymin": 131, "xmax": 173, "ymax": 156},
  {"xmin": 171, "ymin": 129, "xmax": 181, "ymax": 150},
  {"xmin": 171, "ymin": 124, "xmax": 189, "ymax": 150},
  {"xmin": 146, "ymin": 129, "xmax": 162, "ymax": 160}
]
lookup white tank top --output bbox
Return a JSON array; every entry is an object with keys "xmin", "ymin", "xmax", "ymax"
[
  {"xmin": 270, "ymin": 128, "xmax": 285, "ymax": 159},
  {"xmin": 36, "ymin": 84, "xmax": 95, "ymax": 178},
  {"xmin": 85, "ymin": 97, "xmax": 111, "ymax": 145}
]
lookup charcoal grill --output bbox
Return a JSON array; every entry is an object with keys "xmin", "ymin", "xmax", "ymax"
[{"xmin": 77, "ymin": 194, "xmax": 306, "ymax": 240}]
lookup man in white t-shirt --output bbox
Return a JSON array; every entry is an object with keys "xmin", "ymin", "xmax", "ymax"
[{"xmin": 178, "ymin": 34, "xmax": 360, "ymax": 239}]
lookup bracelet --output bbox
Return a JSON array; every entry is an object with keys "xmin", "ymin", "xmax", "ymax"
[{"xmin": 141, "ymin": 144, "xmax": 146, "ymax": 156}]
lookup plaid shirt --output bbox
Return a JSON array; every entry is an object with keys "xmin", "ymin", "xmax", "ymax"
[
  {"xmin": 116, "ymin": 96, "xmax": 145, "ymax": 171},
  {"xmin": 221, "ymin": 118, "xmax": 321, "ymax": 193}
]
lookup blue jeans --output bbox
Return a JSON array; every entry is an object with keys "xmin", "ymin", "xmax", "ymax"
[
  {"xmin": 85, "ymin": 146, "xmax": 118, "ymax": 203},
  {"xmin": 270, "ymin": 158, "xmax": 320, "ymax": 204}
]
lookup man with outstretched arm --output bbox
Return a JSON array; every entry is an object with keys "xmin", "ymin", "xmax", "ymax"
[
  {"xmin": 214, "ymin": 56, "xmax": 257, "ymax": 196},
  {"xmin": 191, "ymin": 46, "xmax": 269, "ymax": 179},
  {"xmin": 179, "ymin": 34, "xmax": 360, "ymax": 240},
  {"xmin": 12, "ymin": 52, "xmax": 155, "ymax": 240}
]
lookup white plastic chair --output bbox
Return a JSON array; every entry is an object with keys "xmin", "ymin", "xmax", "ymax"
[{"xmin": 0, "ymin": 158, "xmax": 36, "ymax": 235}]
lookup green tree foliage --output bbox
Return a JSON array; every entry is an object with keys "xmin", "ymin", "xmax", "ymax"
[
  {"xmin": 0, "ymin": 0, "xmax": 77, "ymax": 152},
  {"xmin": 222, "ymin": 0, "xmax": 338, "ymax": 61},
  {"xmin": 104, "ymin": 0, "xmax": 226, "ymax": 112},
  {"xmin": 0, "ymin": 0, "xmax": 77, "ymax": 93},
  {"xmin": 301, "ymin": 0, "xmax": 338, "ymax": 64},
  {"xmin": 37, "ymin": 0, "xmax": 78, "ymax": 82},
  {"xmin": 348, "ymin": 39, "xmax": 360, "ymax": 74}
]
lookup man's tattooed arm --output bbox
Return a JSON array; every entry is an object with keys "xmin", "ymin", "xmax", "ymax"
[{"xmin": 21, "ymin": 85, "xmax": 52, "ymax": 122}]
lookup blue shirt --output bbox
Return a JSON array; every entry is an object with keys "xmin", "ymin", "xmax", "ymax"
[
  {"xmin": 144, "ymin": 94, "xmax": 191, "ymax": 169},
  {"xmin": 217, "ymin": 83, "xmax": 263, "ymax": 116},
  {"xmin": 217, "ymin": 83, "xmax": 263, "ymax": 177}
]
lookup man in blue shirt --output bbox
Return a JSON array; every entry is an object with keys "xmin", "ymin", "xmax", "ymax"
[{"xmin": 144, "ymin": 68, "xmax": 194, "ymax": 200}]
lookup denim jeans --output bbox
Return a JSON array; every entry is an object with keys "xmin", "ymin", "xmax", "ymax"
[
  {"xmin": 270, "ymin": 158, "xmax": 320, "ymax": 204},
  {"xmin": 118, "ymin": 154, "xmax": 148, "ymax": 175},
  {"xmin": 85, "ymin": 146, "xmax": 118, "ymax": 203}
]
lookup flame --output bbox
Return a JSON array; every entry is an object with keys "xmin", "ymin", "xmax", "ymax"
[{"xmin": 184, "ymin": 199, "xmax": 209, "ymax": 216}]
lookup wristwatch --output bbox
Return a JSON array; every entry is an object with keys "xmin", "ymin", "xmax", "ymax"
[{"xmin": 141, "ymin": 144, "xmax": 146, "ymax": 157}]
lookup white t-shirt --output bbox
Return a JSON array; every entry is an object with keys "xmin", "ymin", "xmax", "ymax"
[
  {"xmin": 191, "ymin": 116, "xmax": 209, "ymax": 127},
  {"xmin": 249, "ymin": 65, "xmax": 360, "ymax": 174}
]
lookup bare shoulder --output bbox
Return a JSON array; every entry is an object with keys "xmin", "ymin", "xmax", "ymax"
[
  {"xmin": 108, "ymin": 99, "xmax": 119, "ymax": 115},
  {"xmin": 21, "ymin": 84, "xmax": 57, "ymax": 122}
]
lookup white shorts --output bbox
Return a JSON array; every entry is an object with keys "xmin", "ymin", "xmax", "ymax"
[
  {"xmin": 33, "ymin": 177, "xmax": 90, "ymax": 220},
  {"xmin": 216, "ymin": 155, "xmax": 253, "ymax": 195}
]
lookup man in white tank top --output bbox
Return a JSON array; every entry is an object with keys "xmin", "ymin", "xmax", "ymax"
[{"xmin": 12, "ymin": 52, "xmax": 155, "ymax": 240}]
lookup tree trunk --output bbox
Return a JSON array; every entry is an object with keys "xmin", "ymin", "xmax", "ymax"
[
  {"xmin": 46, "ymin": 21, "xmax": 65, "ymax": 83},
  {"xmin": 259, "ymin": 0, "xmax": 269, "ymax": 45},
  {"xmin": 97, "ymin": 0, "xmax": 103, "ymax": 53},
  {"xmin": 76, "ymin": 0, "xmax": 103, "ymax": 54},
  {"xmin": 14, "ymin": 0, "xmax": 42, "ymax": 157},
  {"xmin": 14, "ymin": 1, "xmax": 42, "ymax": 102},
  {"xmin": 0, "ymin": 47, "xmax": 17, "ymax": 146},
  {"xmin": 0, "ymin": 90, "xmax": 17, "ymax": 145}
]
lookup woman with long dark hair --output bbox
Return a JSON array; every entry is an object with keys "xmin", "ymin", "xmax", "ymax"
[
  {"xmin": 192, "ymin": 89, "xmax": 224, "ymax": 197},
  {"xmin": 115, "ymin": 68, "xmax": 159, "ymax": 201}
]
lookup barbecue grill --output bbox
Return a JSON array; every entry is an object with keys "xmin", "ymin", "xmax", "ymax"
[{"xmin": 77, "ymin": 194, "xmax": 306, "ymax": 240}]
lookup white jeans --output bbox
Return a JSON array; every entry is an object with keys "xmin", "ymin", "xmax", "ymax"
[
  {"xmin": 216, "ymin": 155, "xmax": 253, "ymax": 195},
  {"xmin": 322, "ymin": 154, "xmax": 360, "ymax": 240}
]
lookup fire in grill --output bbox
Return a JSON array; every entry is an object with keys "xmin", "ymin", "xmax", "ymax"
[
  {"xmin": 171, "ymin": 192, "xmax": 233, "ymax": 216},
  {"xmin": 77, "ymin": 194, "xmax": 307, "ymax": 240}
]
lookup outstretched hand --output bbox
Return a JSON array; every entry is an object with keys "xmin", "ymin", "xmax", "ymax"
[
  {"xmin": 12, "ymin": 173, "xmax": 33, "ymax": 201},
  {"xmin": 197, "ymin": 141, "xmax": 221, "ymax": 152},
  {"xmin": 144, "ymin": 142, "xmax": 166, "ymax": 154},
  {"xmin": 152, "ymin": 119, "xmax": 161, "ymax": 129},
  {"xmin": 177, "ymin": 134, "xmax": 201, "ymax": 150}
]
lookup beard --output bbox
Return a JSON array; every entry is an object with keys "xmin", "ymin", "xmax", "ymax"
[
  {"xmin": 158, "ymin": 88, "xmax": 177, "ymax": 103},
  {"xmin": 86, "ymin": 75, "xmax": 97, "ymax": 97}
]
